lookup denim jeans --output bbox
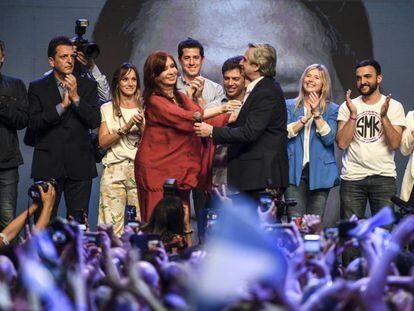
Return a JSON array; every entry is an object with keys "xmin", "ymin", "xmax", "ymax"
[
  {"xmin": 340, "ymin": 175, "xmax": 396, "ymax": 220},
  {"xmin": 0, "ymin": 168, "xmax": 18, "ymax": 231},
  {"xmin": 285, "ymin": 165, "xmax": 330, "ymax": 218}
]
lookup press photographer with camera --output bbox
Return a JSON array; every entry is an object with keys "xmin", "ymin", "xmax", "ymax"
[
  {"xmin": 27, "ymin": 36, "xmax": 100, "ymax": 220},
  {"xmin": 0, "ymin": 40, "xmax": 29, "ymax": 231},
  {"xmin": 0, "ymin": 182, "xmax": 55, "ymax": 247},
  {"xmin": 72, "ymin": 19, "xmax": 111, "ymax": 104}
]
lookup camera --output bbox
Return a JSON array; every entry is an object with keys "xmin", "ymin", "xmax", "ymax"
[
  {"xmin": 304, "ymin": 234, "xmax": 322, "ymax": 254},
  {"xmin": 85, "ymin": 232, "xmax": 101, "ymax": 246},
  {"xmin": 47, "ymin": 218, "xmax": 74, "ymax": 246},
  {"xmin": 125, "ymin": 205, "xmax": 139, "ymax": 229},
  {"xmin": 28, "ymin": 179, "xmax": 57, "ymax": 201},
  {"xmin": 163, "ymin": 178, "xmax": 178, "ymax": 197},
  {"xmin": 259, "ymin": 192, "xmax": 273, "ymax": 212},
  {"xmin": 260, "ymin": 187, "xmax": 297, "ymax": 223},
  {"xmin": 73, "ymin": 19, "xmax": 100, "ymax": 59},
  {"xmin": 130, "ymin": 234, "xmax": 162, "ymax": 250}
]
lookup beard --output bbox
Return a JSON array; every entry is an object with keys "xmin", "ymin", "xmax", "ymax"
[{"xmin": 358, "ymin": 82, "xmax": 378, "ymax": 96}]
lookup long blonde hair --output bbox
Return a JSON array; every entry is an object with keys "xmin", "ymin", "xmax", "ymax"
[
  {"xmin": 111, "ymin": 62, "xmax": 142, "ymax": 118},
  {"xmin": 294, "ymin": 64, "xmax": 331, "ymax": 114}
]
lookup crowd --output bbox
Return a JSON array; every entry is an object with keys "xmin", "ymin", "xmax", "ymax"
[
  {"xmin": 0, "ymin": 187, "xmax": 413, "ymax": 310},
  {"xmin": 1, "ymin": 30, "xmax": 414, "ymax": 310}
]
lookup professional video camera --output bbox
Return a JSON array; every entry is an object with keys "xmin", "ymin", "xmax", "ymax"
[
  {"xmin": 28, "ymin": 179, "xmax": 57, "ymax": 201},
  {"xmin": 72, "ymin": 19, "xmax": 100, "ymax": 59}
]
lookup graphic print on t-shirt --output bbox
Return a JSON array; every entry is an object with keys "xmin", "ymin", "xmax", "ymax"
[{"xmin": 354, "ymin": 110, "xmax": 383, "ymax": 143}]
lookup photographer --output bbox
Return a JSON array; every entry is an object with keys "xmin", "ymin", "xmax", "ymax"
[
  {"xmin": 0, "ymin": 39, "xmax": 29, "ymax": 231},
  {"xmin": 0, "ymin": 182, "xmax": 55, "ymax": 247},
  {"xmin": 75, "ymin": 50, "xmax": 111, "ymax": 103}
]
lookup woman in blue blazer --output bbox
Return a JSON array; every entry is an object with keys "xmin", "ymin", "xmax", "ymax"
[{"xmin": 285, "ymin": 64, "xmax": 339, "ymax": 219}]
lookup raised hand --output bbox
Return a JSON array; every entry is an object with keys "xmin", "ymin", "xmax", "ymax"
[
  {"xmin": 345, "ymin": 89, "xmax": 357, "ymax": 117},
  {"xmin": 303, "ymin": 214, "xmax": 322, "ymax": 234},
  {"xmin": 187, "ymin": 76, "xmax": 205, "ymax": 100},
  {"xmin": 76, "ymin": 51, "xmax": 95, "ymax": 71},
  {"xmin": 213, "ymin": 184, "xmax": 232, "ymax": 206},
  {"xmin": 222, "ymin": 99, "xmax": 242, "ymax": 113},
  {"xmin": 380, "ymin": 94, "xmax": 392, "ymax": 118},
  {"xmin": 61, "ymin": 89, "xmax": 70, "ymax": 108},
  {"xmin": 64, "ymin": 74, "xmax": 79, "ymax": 102},
  {"xmin": 309, "ymin": 91, "xmax": 320, "ymax": 113},
  {"xmin": 129, "ymin": 113, "xmax": 143, "ymax": 127}
]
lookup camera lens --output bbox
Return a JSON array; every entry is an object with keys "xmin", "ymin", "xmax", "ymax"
[{"xmin": 52, "ymin": 230, "xmax": 67, "ymax": 245}]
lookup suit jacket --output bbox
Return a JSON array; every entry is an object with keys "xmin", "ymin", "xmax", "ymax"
[
  {"xmin": 286, "ymin": 99, "xmax": 339, "ymax": 190},
  {"xmin": 212, "ymin": 76, "xmax": 289, "ymax": 191},
  {"xmin": 28, "ymin": 72, "xmax": 100, "ymax": 180},
  {"xmin": 0, "ymin": 73, "xmax": 28, "ymax": 169}
]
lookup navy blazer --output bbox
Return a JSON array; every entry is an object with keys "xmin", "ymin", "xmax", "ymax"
[
  {"xmin": 286, "ymin": 98, "xmax": 339, "ymax": 190},
  {"xmin": 213, "ymin": 77, "xmax": 289, "ymax": 191},
  {"xmin": 28, "ymin": 72, "xmax": 100, "ymax": 180}
]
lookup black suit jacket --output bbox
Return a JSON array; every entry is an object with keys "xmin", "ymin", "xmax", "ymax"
[
  {"xmin": 0, "ymin": 73, "xmax": 28, "ymax": 169},
  {"xmin": 212, "ymin": 76, "xmax": 289, "ymax": 191},
  {"xmin": 28, "ymin": 72, "xmax": 100, "ymax": 180}
]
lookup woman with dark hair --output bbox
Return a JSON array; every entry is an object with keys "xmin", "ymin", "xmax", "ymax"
[
  {"xmin": 135, "ymin": 51, "xmax": 237, "ymax": 245},
  {"xmin": 98, "ymin": 62, "xmax": 144, "ymax": 235},
  {"xmin": 140, "ymin": 196, "xmax": 186, "ymax": 250},
  {"xmin": 284, "ymin": 64, "xmax": 339, "ymax": 219}
]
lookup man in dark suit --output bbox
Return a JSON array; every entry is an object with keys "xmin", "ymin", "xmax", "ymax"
[
  {"xmin": 0, "ymin": 40, "xmax": 28, "ymax": 230},
  {"xmin": 195, "ymin": 43, "xmax": 288, "ymax": 201},
  {"xmin": 28, "ymin": 36, "xmax": 100, "ymax": 219}
]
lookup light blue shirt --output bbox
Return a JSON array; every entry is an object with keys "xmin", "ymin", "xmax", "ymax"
[{"xmin": 176, "ymin": 75, "xmax": 224, "ymax": 109}]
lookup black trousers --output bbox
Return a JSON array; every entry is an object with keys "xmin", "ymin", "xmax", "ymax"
[{"xmin": 35, "ymin": 177, "xmax": 92, "ymax": 220}]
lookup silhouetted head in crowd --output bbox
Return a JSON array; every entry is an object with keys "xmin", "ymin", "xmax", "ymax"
[{"xmin": 141, "ymin": 196, "xmax": 185, "ymax": 244}]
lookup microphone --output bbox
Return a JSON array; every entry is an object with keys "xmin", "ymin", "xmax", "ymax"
[{"xmin": 194, "ymin": 111, "xmax": 208, "ymax": 148}]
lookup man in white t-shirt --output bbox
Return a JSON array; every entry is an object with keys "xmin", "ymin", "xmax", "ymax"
[{"xmin": 336, "ymin": 59, "xmax": 406, "ymax": 220}]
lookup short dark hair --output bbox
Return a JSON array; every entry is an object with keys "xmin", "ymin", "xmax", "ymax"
[
  {"xmin": 177, "ymin": 37, "xmax": 204, "ymax": 59},
  {"xmin": 0, "ymin": 40, "xmax": 4, "ymax": 55},
  {"xmin": 47, "ymin": 36, "xmax": 74, "ymax": 58},
  {"xmin": 355, "ymin": 59, "xmax": 382, "ymax": 75},
  {"xmin": 221, "ymin": 56, "xmax": 244, "ymax": 75}
]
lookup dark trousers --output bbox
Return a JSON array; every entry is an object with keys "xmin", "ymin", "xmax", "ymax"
[
  {"xmin": 35, "ymin": 177, "xmax": 92, "ymax": 220},
  {"xmin": 192, "ymin": 188, "xmax": 209, "ymax": 242},
  {"xmin": 284, "ymin": 165, "xmax": 330, "ymax": 218},
  {"xmin": 0, "ymin": 168, "xmax": 18, "ymax": 231},
  {"xmin": 340, "ymin": 175, "xmax": 396, "ymax": 220},
  {"xmin": 340, "ymin": 175, "xmax": 395, "ymax": 265}
]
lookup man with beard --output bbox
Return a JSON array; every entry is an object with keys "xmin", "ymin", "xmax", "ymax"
[{"xmin": 336, "ymin": 59, "xmax": 405, "ymax": 219}]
